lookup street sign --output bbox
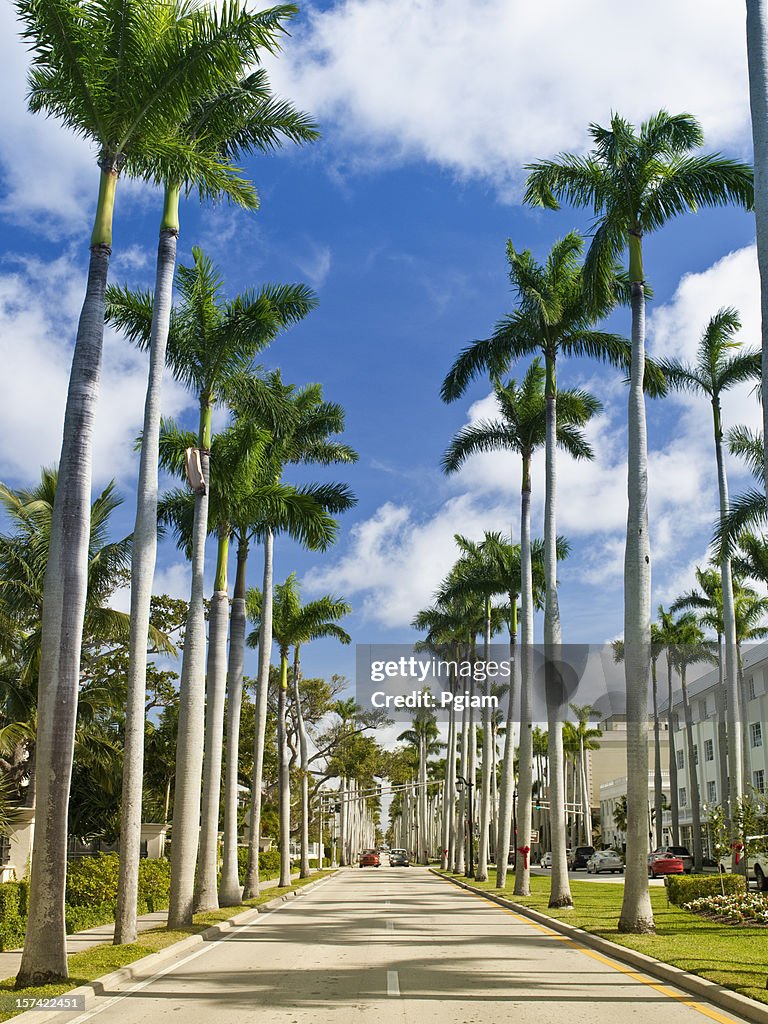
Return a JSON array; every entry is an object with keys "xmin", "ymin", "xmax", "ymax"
[{"xmin": 529, "ymin": 830, "xmax": 539, "ymax": 844}]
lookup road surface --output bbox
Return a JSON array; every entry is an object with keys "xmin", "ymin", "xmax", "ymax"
[{"xmin": 59, "ymin": 868, "xmax": 748, "ymax": 1024}]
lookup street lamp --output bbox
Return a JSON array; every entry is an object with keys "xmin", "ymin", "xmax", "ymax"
[{"xmin": 456, "ymin": 774, "xmax": 475, "ymax": 878}]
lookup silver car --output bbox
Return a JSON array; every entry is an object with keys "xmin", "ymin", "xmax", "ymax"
[{"xmin": 586, "ymin": 849, "xmax": 624, "ymax": 874}]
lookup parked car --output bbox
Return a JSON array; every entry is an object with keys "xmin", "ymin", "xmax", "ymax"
[
  {"xmin": 389, "ymin": 848, "xmax": 410, "ymax": 867},
  {"xmin": 586, "ymin": 849, "xmax": 624, "ymax": 874},
  {"xmin": 718, "ymin": 850, "xmax": 768, "ymax": 891},
  {"xmin": 651, "ymin": 845, "xmax": 693, "ymax": 873},
  {"xmin": 648, "ymin": 852, "xmax": 684, "ymax": 878},
  {"xmin": 539, "ymin": 852, "xmax": 552, "ymax": 869},
  {"xmin": 359, "ymin": 848, "xmax": 380, "ymax": 867},
  {"xmin": 568, "ymin": 846, "xmax": 596, "ymax": 870}
]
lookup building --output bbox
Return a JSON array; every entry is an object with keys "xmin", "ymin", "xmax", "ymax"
[{"xmin": 600, "ymin": 771, "xmax": 671, "ymax": 851}]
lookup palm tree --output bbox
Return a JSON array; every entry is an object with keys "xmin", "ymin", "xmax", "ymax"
[
  {"xmin": 398, "ymin": 708, "xmax": 442, "ymax": 863},
  {"xmin": 249, "ymin": 575, "xmax": 351, "ymax": 885},
  {"xmin": 660, "ymin": 308, "xmax": 760, "ymax": 823},
  {"xmin": 111, "ymin": 249, "xmax": 316, "ymax": 927},
  {"xmin": 105, "ymin": 11, "xmax": 318, "ymax": 942},
  {"xmin": 525, "ymin": 110, "xmax": 753, "ymax": 934},
  {"xmin": 442, "ymin": 233, "xmax": 627, "ymax": 908},
  {"xmin": 656, "ymin": 606, "xmax": 684, "ymax": 844},
  {"xmin": 13, "ymin": 0, "xmax": 279, "ymax": 983},
  {"xmin": 442, "ymin": 364, "xmax": 590, "ymax": 890},
  {"xmin": 667, "ymin": 614, "xmax": 717, "ymax": 870},
  {"xmin": 240, "ymin": 385, "xmax": 357, "ymax": 898},
  {"xmin": 745, "ymin": 0, "xmax": 768, "ymax": 497},
  {"xmin": 567, "ymin": 704, "xmax": 602, "ymax": 845}
]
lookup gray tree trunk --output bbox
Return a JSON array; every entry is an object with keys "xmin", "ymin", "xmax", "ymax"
[
  {"xmin": 476, "ymin": 603, "xmax": 493, "ymax": 881},
  {"xmin": 651, "ymin": 660, "xmax": 664, "ymax": 849},
  {"xmin": 219, "ymin": 539, "xmax": 248, "ymax": 906},
  {"xmin": 17, "ymin": 244, "xmax": 111, "ymax": 986},
  {"xmin": 194, "ymin": 583, "xmax": 230, "ymax": 911},
  {"xmin": 681, "ymin": 667, "xmax": 703, "ymax": 870},
  {"xmin": 441, "ymin": 665, "xmax": 457, "ymax": 871},
  {"xmin": 618, "ymin": 278, "xmax": 655, "ymax": 934},
  {"xmin": 292, "ymin": 648, "xmax": 311, "ymax": 879},
  {"xmin": 715, "ymin": 637, "xmax": 730, "ymax": 825},
  {"xmin": 495, "ymin": 619, "xmax": 518, "ymax": 888},
  {"xmin": 515, "ymin": 474, "xmax": 534, "ymax": 896},
  {"xmin": 667, "ymin": 661, "xmax": 680, "ymax": 845},
  {"xmin": 713, "ymin": 413, "xmax": 743, "ymax": 821},
  {"xmin": 115, "ymin": 224, "xmax": 178, "ymax": 945},
  {"xmin": 277, "ymin": 657, "xmax": 291, "ymax": 887},
  {"xmin": 242, "ymin": 531, "xmax": 273, "ymax": 899},
  {"xmin": 745, "ymin": 0, "xmax": 768, "ymax": 500},
  {"xmin": 167, "ymin": 455, "xmax": 210, "ymax": 928},
  {"xmin": 455, "ymin": 693, "xmax": 468, "ymax": 875}
]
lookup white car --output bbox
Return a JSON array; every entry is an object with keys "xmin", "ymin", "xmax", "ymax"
[
  {"xmin": 539, "ymin": 852, "xmax": 552, "ymax": 868},
  {"xmin": 718, "ymin": 850, "xmax": 768, "ymax": 891},
  {"xmin": 586, "ymin": 849, "xmax": 624, "ymax": 874}
]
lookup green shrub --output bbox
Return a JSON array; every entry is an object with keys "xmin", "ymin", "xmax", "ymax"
[
  {"xmin": 0, "ymin": 881, "xmax": 29, "ymax": 951},
  {"xmin": 667, "ymin": 872, "xmax": 745, "ymax": 906},
  {"xmin": 235, "ymin": 847, "xmax": 282, "ymax": 883},
  {"xmin": 66, "ymin": 853, "xmax": 121, "ymax": 906},
  {"xmin": 64, "ymin": 903, "xmax": 116, "ymax": 934},
  {"xmin": 137, "ymin": 858, "xmax": 171, "ymax": 913}
]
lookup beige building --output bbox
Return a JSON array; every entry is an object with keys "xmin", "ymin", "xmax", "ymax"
[{"xmin": 587, "ymin": 715, "xmax": 670, "ymax": 810}]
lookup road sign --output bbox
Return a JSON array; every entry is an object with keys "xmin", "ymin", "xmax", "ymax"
[{"xmin": 529, "ymin": 830, "xmax": 539, "ymax": 844}]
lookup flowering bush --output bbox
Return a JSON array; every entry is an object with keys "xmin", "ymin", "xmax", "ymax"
[{"xmin": 683, "ymin": 892, "xmax": 768, "ymax": 925}]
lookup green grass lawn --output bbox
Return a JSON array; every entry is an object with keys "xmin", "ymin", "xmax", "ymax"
[
  {"xmin": 0, "ymin": 872, "xmax": 333, "ymax": 1022},
  {"xmin": 441, "ymin": 871, "xmax": 768, "ymax": 1006}
]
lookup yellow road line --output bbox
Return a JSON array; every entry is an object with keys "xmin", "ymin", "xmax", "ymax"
[{"xmin": 440, "ymin": 878, "xmax": 740, "ymax": 1024}]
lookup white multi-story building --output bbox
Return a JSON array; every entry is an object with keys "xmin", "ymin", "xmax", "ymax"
[{"xmin": 600, "ymin": 771, "xmax": 671, "ymax": 851}]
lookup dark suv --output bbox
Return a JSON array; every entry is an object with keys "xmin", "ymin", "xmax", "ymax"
[
  {"xmin": 651, "ymin": 846, "xmax": 693, "ymax": 873},
  {"xmin": 568, "ymin": 846, "xmax": 595, "ymax": 870}
]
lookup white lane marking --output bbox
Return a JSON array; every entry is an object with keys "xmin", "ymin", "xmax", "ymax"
[
  {"xmin": 387, "ymin": 970, "xmax": 400, "ymax": 997},
  {"xmin": 386, "ymin": 920, "xmax": 395, "ymax": 931},
  {"xmin": 65, "ymin": 885, "xmax": 331, "ymax": 1024}
]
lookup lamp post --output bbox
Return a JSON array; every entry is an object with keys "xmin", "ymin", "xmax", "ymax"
[{"xmin": 456, "ymin": 774, "xmax": 475, "ymax": 878}]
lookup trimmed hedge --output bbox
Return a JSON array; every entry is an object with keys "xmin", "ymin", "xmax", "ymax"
[
  {"xmin": 235, "ymin": 847, "xmax": 282, "ymax": 881},
  {"xmin": 0, "ymin": 881, "xmax": 28, "ymax": 951},
  {"xmin": 0, "ymin": 854, "xmax": 172, "ymax": 951},
  {"xmin": 667, "ymin": 872, "xmax": 746, "ymax": 906}
]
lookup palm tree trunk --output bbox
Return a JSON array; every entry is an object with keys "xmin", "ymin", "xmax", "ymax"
[
  {"xmin": 476, "ymin": 598, "xmax": 493, "ymax": 881},
  {"xmin": 618, "ymin": 255, "xmax": 655, "ymax": 934},
  {"xmin": 715, "ymin": 634, "xmax": 729, "ymax": 826},
  {"xmin": 418, "ymin": 734, "xmax": 428, "ymax": 861},
  {"xmin": 194, "ymin": 532, "xmax": 231, "ymax": 912},
  {"xmin": 292, "ymin": 646, "xmax": 311, "ymax": 879},
  {"xmin": 579, "ymin": 736, "xmax": 591, "ymax": 845},
  {"xmin": 668, "ymin": 660, "xmax": 680, "ymax": 845},
  {"xmin": 339, "ymin": 777, "xmax": 349, "ymax": 866},
  {"xmin": 242, "ymin": 530, "xmax": 273, "ymax": 899},
  {"xmin": 681, "ymin": 665, "xmax": 703, "ymax": 870},
  {"xmin": 713, "ymin": 406, "xmax": 743, "ymax": 822},
  {"xmin": 17, "ymin": 166, "xmax": 118, "ymax": 987},
  {"xmin": 467, "ymin": 670, "xmax": 477, "ymax": 877},
  {"xmin": 651, "ymin": 658, "xmax": 664, "ymax": 850},
  {"xmin": 515, "ymin": 462, "xmax": 534, "ymax": 896},
  {"xmin": 115, "ymin": 186, "xmax": 179, "ymax": 946},
  {"xmin": 167, "ymin": 399, "xmax": 212, "ymax": 929},
  {"xmin": 543, "ymin": 350, "xmax": 571, "ymax": 909},
  {"xmin": 455, "ymin": 692, "xmax": 468, "ymax": 874},
  {"xmin": 745, "ymin": 0, "xmax": 768, "ymax": 500},
  {"xmin": 277, "ymin": 651, "xmax": 291, "ymax": 887},
  {"xmin": 496, "ymin": 603, "xmax": 518, "ymax": 888},
  {"xmin": 441, "ymin": 665, "xmax": 457, "ymax": 871},
  {"xmin": 219, "ymin": 536, "xmax": 248, "ymax": 906}
]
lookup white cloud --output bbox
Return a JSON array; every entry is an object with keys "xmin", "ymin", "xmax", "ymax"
[
  {"xmin": 0, "ymin": 254, "xmax": 192, "ymax": 488},
  {"xmin": 270, "ymin": 0, "xmax": 751, "ymax": 187},
  {"xmin": 295, "ymin": 241, "xmax": 332, "ymax": 289}
]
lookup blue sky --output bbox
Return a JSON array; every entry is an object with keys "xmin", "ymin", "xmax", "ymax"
[{"xmin": 0, "ymin": 0, "xmax": 763, "ymax": 694}]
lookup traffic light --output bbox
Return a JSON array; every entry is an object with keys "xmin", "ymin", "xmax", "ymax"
[{"xmin": 334, "ymin": 803, "xmax": 341, "ymax": 813}]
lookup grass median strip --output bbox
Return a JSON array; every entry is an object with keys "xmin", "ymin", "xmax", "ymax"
[
  {"xmin": 0, "ymin": 872, "xmax": 333, "ymax": 1021},
  {"xmin": 441, "ymin": 872, "xmax": 768, "ymax": 1007}
]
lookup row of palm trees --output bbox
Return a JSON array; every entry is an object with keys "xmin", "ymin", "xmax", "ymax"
[
  {"xmin": 5, "ymin": 0, "xmax": 370, "ymax": 988},
  {"xmin": 432, "ymin": 109, "xmax": 755, "ymax": 935}
]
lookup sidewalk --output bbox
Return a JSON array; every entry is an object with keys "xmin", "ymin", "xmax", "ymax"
[{"xmin": 0, "ymin": 873, "xmax": 299, "ymax": 983}]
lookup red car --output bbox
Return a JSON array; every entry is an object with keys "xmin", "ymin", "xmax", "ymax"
[
  {"xmin": 359, "ymin": 848, "xmax": 380, "ymax": 867},
  {"xmin": 648, "ymin": 852, "xmax": 684, "ymax": 878}
]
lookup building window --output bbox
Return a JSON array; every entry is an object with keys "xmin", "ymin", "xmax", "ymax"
[
  {"xmin": 0, "ymin": 836, "xmax": 9, "ymax": 866},
  {"xmin": 750, "ymin": 722, "xmax": 763, "ymax": 748},
  {"xmin": 754, "ymin": 770, "xmax": 766, "ymax": 794},
  {"xmin": 698, "ymin": 699, "xmax": 707, "ymax": 720},
  {"xmin": 748, "ymin": 677, "xmax": 756, "ymax": 701},
  {"xmin": 704, "ymin": 739, "xmax": 714, "ymax": 762},
  {"xmin": 693, "ymin": 744, "xmax": 699, "ymax": 765},
  {"xmin": 677, "ymin": 749, "xmax": 684, "ymax": 770},
  {"xmin": 679, "ymin": 787, "xmax": 687, "ymax": 807},
  {"xmin": 706, "ymin": 780, "xmax": 717, "ymax": 803}
]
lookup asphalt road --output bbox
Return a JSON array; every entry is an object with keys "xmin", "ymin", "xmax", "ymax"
[{"xmin": 58, "ymin": 868, "xmax": 747, "ymax": 1024}]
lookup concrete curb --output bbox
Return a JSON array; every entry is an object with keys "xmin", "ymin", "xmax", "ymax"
[
  {"xmin": 6, "ymin": 872, "xmax": 336, "ymax": 1024},
  {"xmin": 432, "ymin": 869, "xmax": 768, "ymax": 1024}
]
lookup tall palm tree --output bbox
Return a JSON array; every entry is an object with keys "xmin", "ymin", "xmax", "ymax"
[
  {"xmin": 660, "ymin": 308, "xmax": 760, "ymax": 822},
  {"xmin": 442, "ymin": 363, "xmax": 589, "ymax": 890},
  {"xmin": 566, "ymin": 704, "xmax": 602, "ymax": 846},
  {"xmin": 667, "ymin": 614, "xmax": 717, "ymax": 870},
  {"xmin": 241, "ymin": 385, "xmax": 357, "ymax": 898},
  {"xmin": 109, "ymin": 249, "xmax": 316, "ymax": 927},
  {"xmin": 249, "ymin": 575, "xmax": 351, "ymax": 885},
  {"xmin": 525, "ymin": 111, "xmax": 753, "ymax": 934},
  {"xmin": 745, "ymin": 0, "xmax": 768, "ymax": 497},
  {"xmin": 105, "ymin": 10, "xmax": 318, "ymax": 942},
  {"xmin": 12, "ymin": 0, "xmax": 279, "ymax": 983},
  {"xmin": 397, "ymin": 708, "xmax": 442, "ymax": 863},
  {"xmin": 656, "ymin": 606, "xmax": 683, "ymax": 844},
  {"xmin": 442, "ymin": 233, "xmax": 626, "ymax": 908}
]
